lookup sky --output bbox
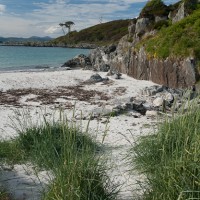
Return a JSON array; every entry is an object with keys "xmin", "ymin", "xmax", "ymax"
[{"xmin": 0, "ymin": 0, "xmax": 180, "ymax": 38}]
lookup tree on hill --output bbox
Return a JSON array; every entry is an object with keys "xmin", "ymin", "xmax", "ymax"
[
  {"xmin": 64, "ymin": 21, "xmax": 75, "ymax": 35},
  {"xmin": 59, "ymin": 23, "xmax": 66, "ymax": 35},
  {"xmin": 59, "ymin": 21, "xmax": 75, "ymax": 36}
]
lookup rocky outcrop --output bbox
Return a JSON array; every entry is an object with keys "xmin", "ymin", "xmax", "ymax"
[
  {"xmin": 89, "ymin": 43, "xmax": 198, "ymax": 88},
  {"xmin": 61, "ymin": 54, "xmax": 92, "ymax": 69},
  {"xmin": 135, "ymin": 18, "xmax": 150, "ymax": 37},
  {"xmin": 88, "ymin": 0, "xmax": 199, "ymax": 89},
  {"xmin": 172, "ymin": 2, "xmax": 187, "ymax": 23}
]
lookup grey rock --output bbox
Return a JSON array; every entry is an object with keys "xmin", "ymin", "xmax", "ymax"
[
  {"xmin": 62, "ymin": 54, "xmax": 92, "ymax": 68},
  {"xmin": 135, "ymin": 18, "xmax": 150, "ymax": 36},
  {"xmin": 89, "ymin": 74, "xmax": 103, "ymax": 82},
  {"xmin": 153, "ymin": 97, "xmax": 164, "ymax": 107},
  {"xmin": 165, "ymin": 93, "xmax": 174, "ymax": 103},
  {"xmin": 104, "ymin": 45, "xmax": 117, "ymax": 54},
  {"xmin": 99, "ymin": 64, "xmax": 110, "ymax": 72},
  {"xmin": 143, "ymin": 102, "xmax": 154, "ymax": 110},
  {"xmin": 113, "ymin": 73, "xmax": 122, "ymax": 79},
  {"xmin": 141, "ymin": 85, "xmax": 165, "ymax": 96},
  {"xmin": 172, "ymin": 3, "xmax": 186, "ymax": 24},
  {"xmin": 128, "ymin": 20, "xmax": 136, "ymax": 37},
  {"xmin": 132, "ymin": 100, "xmax": 147, "ymax": 115},
  {"xmin": 155, "ymin": 16, "xmax": 168, "ymax": 23},
  {"xmin": 146, "ymin": 110, "xmax": 158, "ymax": 117},
  {"xmin": 64, "ymin": 67, "xmax": 72, "ymax": 70}
]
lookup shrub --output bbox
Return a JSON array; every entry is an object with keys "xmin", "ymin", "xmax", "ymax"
[{"xmin": 140, "ymin": 0, "xmax": 169, "ymax": 19}]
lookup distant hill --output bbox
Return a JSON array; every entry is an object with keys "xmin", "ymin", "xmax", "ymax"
[
  {"xmin": 0, "ymin": 36, "xmax": 52, "ymax": 43},
  {"xmin": 51, "ymin": 19, "xmax": 130, "ymax": 46}
]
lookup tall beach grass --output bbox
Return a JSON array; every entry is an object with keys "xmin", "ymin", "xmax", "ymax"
[
  {"xmin": 131, "ymin": 96, "xmax": 200, "ymax": 199},
  {"xmin": 0, "ymin": 110, "xmax": 118, "ymax": 200}
]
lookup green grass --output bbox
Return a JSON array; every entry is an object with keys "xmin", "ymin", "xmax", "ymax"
[
  {"xmin": 140, "ymin": 8, "xmax": 200, "ymax": 60},
  {"xmin": 0, "ymin": 112, "xmax": 118, "ymax": 200},
  {"xmin": 51, "ymin": 19, "xmax": 130, "ymax": 46},
  {"xmin": 131, "ymin": 98, "xmax": 200, "ymax": 199}
]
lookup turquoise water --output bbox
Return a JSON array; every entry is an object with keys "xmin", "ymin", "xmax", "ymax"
[{"xmin": 0, "ymin": 46, "xmax": 90, "ymax": 71}]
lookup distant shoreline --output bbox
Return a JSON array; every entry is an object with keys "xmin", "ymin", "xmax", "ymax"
[{"xmin": 0, "ymin": 43, "xmax": 97, "ymax": 49}]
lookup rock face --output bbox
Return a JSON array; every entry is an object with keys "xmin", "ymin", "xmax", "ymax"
[
  {"xmin": 88, "ymin": 1, "xmax": 199, "ymax": 89},
  {"xmin": 172, "ymin": 3, "xmax": 187, "ymax": 23},
  {"xmin": 89, "ymin": 42, "xmax": 198, "ymax": 88},
  {"xmin": 135, "ymin": 18, "xmax": 150, "ymax": 36}
]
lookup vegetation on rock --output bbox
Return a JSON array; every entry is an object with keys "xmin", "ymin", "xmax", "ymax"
[
  {"xmin": 140, "ymin": 8, "xmax": 200, "ymax": 62},
  {"xmin": 140, "ymin": 0, "xmax": 169, "ymax": 19},
  {"xmin": 183, "ymin": 0, "xmax": 199, "ymax": 13}
]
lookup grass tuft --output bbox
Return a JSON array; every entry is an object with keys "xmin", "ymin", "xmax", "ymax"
[
  {"xmin": 0, "ymin": 111, "xmax": 118, "ymax": 200},
  {"xmin": 131, "ymin": 97, "xmax": 200, "ymax": 199}
]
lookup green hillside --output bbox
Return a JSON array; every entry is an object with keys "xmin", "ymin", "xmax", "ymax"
[
  {"xmin": 140, "ymin": 6, "xmax": 200, "ymax": 63},
  {"xmin": 52, "ymin": 19, "xmax": 130, "ymax": 46}
]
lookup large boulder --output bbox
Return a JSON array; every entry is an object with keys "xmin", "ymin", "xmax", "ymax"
[
  {"xmin": 89, "ymin": 74, "xmax": 103, "ymax": 82},
  {"xmin": 62, "ymin": 54, "xmax": 92, "ymax": 68}
]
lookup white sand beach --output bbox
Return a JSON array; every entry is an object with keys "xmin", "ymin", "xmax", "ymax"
[{"xmin": 0, "ymin": 69, "xmax": 158, "ymax": 200}]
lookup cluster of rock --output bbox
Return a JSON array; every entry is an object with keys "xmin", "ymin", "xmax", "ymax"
[
  {"xmin": 113, "ymin": 86, "xmax": 183, "ymax": 117},
  {"xmin": 109, "ymin": 85, "xmax": 196, "ymax": 118},
  {"xmin": 62, "ymin": 53, "xmax": 123, "ymax": 79},
  {"xmin": 76, "ymin": 82, "xmax": 197, "ymax": 121}
]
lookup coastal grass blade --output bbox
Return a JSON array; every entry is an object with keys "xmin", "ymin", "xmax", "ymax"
[
  {"xmin": 0, "ymin": 109, "xmax": 118, "ymax": 200},
  {"xmin": 130, "ymin": 96, "xmax": 200, "ymax": 199}
]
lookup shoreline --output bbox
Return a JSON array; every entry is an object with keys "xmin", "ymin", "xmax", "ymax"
[{"xmin": 0, "ymin": 43, "xmax": 97, "ymax": 49}]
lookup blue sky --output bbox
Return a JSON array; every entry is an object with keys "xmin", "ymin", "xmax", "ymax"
[{"xmin": 0, "ymin": 0, "xmax": 180, "ymax": 38}]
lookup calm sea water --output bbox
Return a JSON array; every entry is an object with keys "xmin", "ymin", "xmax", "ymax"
[{"xmin": 0, "ymin": 46, "xmax": 90, "ymax": 71}]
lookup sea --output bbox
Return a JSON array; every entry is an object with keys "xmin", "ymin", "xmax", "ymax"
[{"xmin": 0, "ymin": 46, "xmax": 90, "ymax": 72}]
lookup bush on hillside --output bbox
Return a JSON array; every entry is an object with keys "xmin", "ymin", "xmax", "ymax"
[
  {"xmin": 140, "ymin": 0, "xmax": 169, "ymax": 19},
  {"xmin": 184, "ymin": 0, "xmax": 199, "ymax": 13},
  {"xmin": 140, "ymin": 8, "xmax": 200, "ymax": 61}
]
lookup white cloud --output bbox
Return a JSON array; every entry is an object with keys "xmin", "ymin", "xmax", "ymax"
[
  {"xmin": 0, "ymin": 0, "xmax": 179, "ymax": 37},
  {"xmin": 44, "ymin": 25, "xmax": 60, "ymax": 34},
  {"xmin": 0, "ymin": 4, "xmax": 6, "ymax": 14}
]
